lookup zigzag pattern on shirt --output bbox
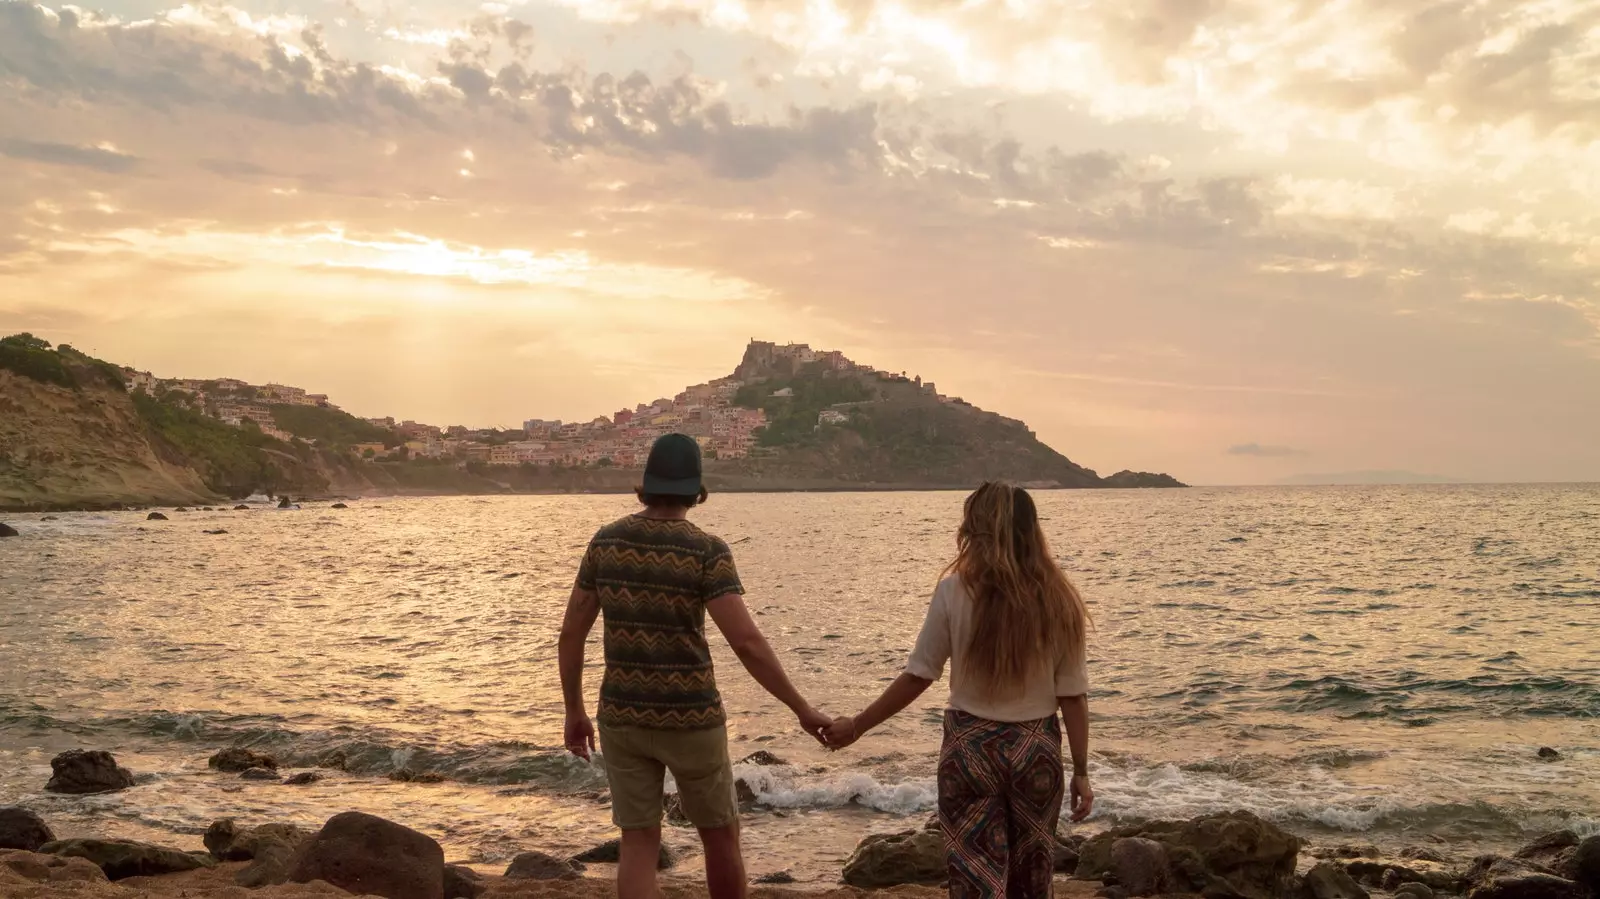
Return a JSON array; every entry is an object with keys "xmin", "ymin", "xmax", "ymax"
[
  {"xmin": 606, "ymin": 666, "xmax": 717, "ymax": 693},
  {"xmin": 606, "ymin": 629, "xmax": 703, "ymax": 654},
  {"xmin": 599, "ymin": 703, "xmax": 726, "ymax": 731}
]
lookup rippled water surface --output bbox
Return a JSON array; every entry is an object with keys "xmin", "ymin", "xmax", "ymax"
[{"xmin": 2, "ymin": 486, "xmax": 1598, "ymax": 881}]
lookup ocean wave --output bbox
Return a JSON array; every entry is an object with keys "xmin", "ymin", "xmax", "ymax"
[{"xmin": 1270, "ymin": 674, "xmax": 1600, "ymax": 720}]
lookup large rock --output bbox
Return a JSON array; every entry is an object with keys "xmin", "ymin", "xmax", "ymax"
[
  {"xmin": 1304, "ymin": 861, "xmax": 1370, "ymax": 899},
  {"xmin": 842, "ymin": 830, "xmax": 946, "ymax": 888},
  {"xmin": 0, "ymin": 850, "xmax": 109, "ymax": 885},
  {"xmin": 1076, "ymin": 812, "xmax": 1301, "ymax": 899},
  {"xmin": 0, "ymin": 808, "xmax": 55, "ymax": 852},
  {"xmin": 1110, "ymin": 837, "xmax": 1172, "ymax": 897},
  {"xmin": 1056, "ymin": 834, "xmax": 1084, "ymax": 875},
  {"xmin": 147, "ymin": 512, "xmax": 168, "ymax": 521},
  {"xmin": 1575, "ymin": 836, "xmax": 1600, "ymax": 894},
  {"xmin": 204, "ymin": 819, "xmax": 308, "ymax": 862},
  {"xmin": 209, "ymin": 747, "xmax": 278, "ymax": 772},
  {"xmin": 0, "ymin": 523, "xmax": 18, "ymax": 538},
  {"xmin": 1340, "ymin": 858, "xmax": 1462, "ymax": 893},
  {"xmin": 1516, "ymin": 832, "xmax": 1579, "ymax": 880},
  {"xmin": 1468, "ymin": 873, "xmax": 1585, "ymax": 899},
  {"xmin": 39, "ymin": 838, "xmax": 214, "ymax": 881},
  {"xmin": 444, "ymin": 864, "xmax": 483, "ymax": 898},
  {"xmin": 740, "ymin": 751, "xmax": 787, "ymax": 766},
  {"xmin": 572, "ymin": 838, "xmax": 676, "ymax": 870},
  {"xmin": 288, "ymin": 811, "xmax": 445, "ymax": 899},
  {"xmin": 505, "ymin": 850, "xmax": 583, "ymax": 880},
  {"xmin": 44, "ymin": 750, "xmax": 136, "ymax": 794}
]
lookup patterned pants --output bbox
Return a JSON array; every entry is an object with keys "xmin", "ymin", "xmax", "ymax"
[{"xmin": 938, "ymin": 710, "xmax": 1065, "ymax": 899}]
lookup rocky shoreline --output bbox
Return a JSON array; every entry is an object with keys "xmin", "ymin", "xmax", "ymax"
[{"xmin": 3, "ymin": 748, "xmax": 1597, "ymax": 899}]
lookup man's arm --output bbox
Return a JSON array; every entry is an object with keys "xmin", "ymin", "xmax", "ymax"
[
  {"xmin": 706, "ymin": 593, "xmax": 829, "ymax": 739},
  {"xmin": 558, "ymin": 583, "xmax": 601, "ymax": 758}
]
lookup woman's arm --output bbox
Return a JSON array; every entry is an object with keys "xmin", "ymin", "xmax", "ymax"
[
  {"xmin": 826, "ymin": 673, "xmax": 933, "ymax": 747},
  {"xmin": 1058, "ymin": 693, "xmax": 1094, "ymax": 820}
]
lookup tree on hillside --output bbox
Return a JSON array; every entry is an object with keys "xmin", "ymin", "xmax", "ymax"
[{"xmin": 0, "ymin": 333, "xmax": 51, "ymax": 351}]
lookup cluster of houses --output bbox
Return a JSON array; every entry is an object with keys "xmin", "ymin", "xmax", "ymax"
[{"xmin": 122, "ymin": 341, "xmax": 966, "ymax": 470}]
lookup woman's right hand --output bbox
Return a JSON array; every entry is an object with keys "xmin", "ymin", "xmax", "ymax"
[
  {"xmin": 823, "ymin": 716, "xmax": 860, "ymax": 750},
  {"xmin": 1069, "ymin": 774, "xmax": 1094, "ymax": 821}
]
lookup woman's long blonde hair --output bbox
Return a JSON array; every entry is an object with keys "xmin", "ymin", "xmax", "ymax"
[{"xmin": 944, "ymin": 482, "xmax": 1089, "ymax": 699}]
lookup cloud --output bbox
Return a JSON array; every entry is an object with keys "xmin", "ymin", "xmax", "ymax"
[
  {"xmin": 0, "ymin": 138, "xmax": 137, "ymax": 172},
  {"xmin": 1227, "ymin": 443, "xmax": 1308, "ymax": 458}
]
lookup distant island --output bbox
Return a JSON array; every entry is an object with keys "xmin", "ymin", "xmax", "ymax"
[{"xmin": 0, "ymin": 333, "xmax": 1185, "ymax": 511}]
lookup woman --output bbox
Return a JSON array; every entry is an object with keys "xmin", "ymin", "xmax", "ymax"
[{"xmin": 825, "ymin": 482, "xmax": 1093, "ymax": 899}]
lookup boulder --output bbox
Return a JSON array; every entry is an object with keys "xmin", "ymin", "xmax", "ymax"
[
  {"xmin": 571, "ymin": 838, "xmax": 675, "ymax": 869},
  {"xmin": 44, "ymin": 750, "xmax": 136, "ymax": 795},
  {"xmin": 0, "ymin": 850, "xmax": 109, "ymax": 885},
  {"xmin": 1395, "ymin": 884, "xmax": 1436, "ymax": 899},
  {"xmin": 237, "ymin": 840, "xmax": 302, "ymax": 888},
  {"xmin": 1469, "ymin": 873, "xmax": 1584, "ymax": 899},
  {"xmin": 1056, "ymin": 834, "xmax": 1083, "ymax": 874},
  {"xmin": 1075, "ymin": 811, "xmax": 1301, "ymax": 899},
  {"xmin": 0, "ymin": 808, "xmax": 56, "ymax": 852},
  {"xmin": 1575, "ymin": 836, "xmax": 1600, "ymax": 894},
  {"xmin": 203, "ymin": 819, "xmax": 308, "ymax": 862},
  {"xmin": 444, "ymin": 864, "xmax": 484, "ymax": 898},
  {"xmin": 842, "ymin": 830, "xmax": 946, "ymax": 888},
  {"xmin": 234, "ymin": 504, "xmax": 251, "ymax": 511},
  {"xmin": 1466, "ymin": 858, "xmax": 1556, "ymax": 892},
  {"xmin": 289, "ymin": 812, "xmax": 445, "ymax": 899},
  {"xmin": 147, "ymin": 512, "xmax": 168, "ymax": 521},
  {"xmin": 1303, "ymin": 861, "xmax": 1370, "ymax": 899},
  {"xmin": 285, "ymin": 772, "xmax": 325, "ymax": 786},
  {"xmin": 504, "ymin": 851, "xmax": 583, "ymax": 880},
  {"xmin": 332, "ymin": 503, "xmax": 350, "ymax": 510},
  {"xmin": 736, "ymin": 778, "xmax": 759, "ymax": 805},
  {"xmin": 740, "ymin": 751, "xmax": 787, "ymax": 766},
  {"xmin": 1516, "ymin": 832, "xmax": 1580, "ymax": 880},
  {"xmin": 0, "ymin": 524, "xmax": 18, "ymax": 538},
  {"xmin": 241, "ymin": 766, "xmax": 283, "ymax": 781},
  {"xmin": 1537, "ymin": 748, "xmax": 1561, "ymax": 761},
  {"xmin": 756, "ymin": 871, "xmax": 797, "ymax": 884},
  {"xmin": 39, "ymin": 838, "xmax": 214, "ymax": 881},
  {"xmin": 1340, "ymin": 858, "xmax": 1462, "ymax": 893},
  {"xmin": 175, "ymin": 507, "xmax": 190, "ymax": 512},
  {"xmin": 1109, "ymin": 837, "xmax": 1172, "ymax": 897},
  {"xmin": 209, "ymin": 747, "xmax": 278, "ymax": 772}
]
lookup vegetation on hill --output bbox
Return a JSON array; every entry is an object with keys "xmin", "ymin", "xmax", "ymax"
[
  {"xmin": 733, "ymin": 365, "xmax": 875, "ymax": 446},
  {"xmin": 269, "ymin": 404, "xmax": 400, "ymax": 448},
  {"xmin": 0, "ymin": 334, "xmax": 125, "ymax": 391},
  {"xmin": 132, "ymin": 392, "xmax": 291, "ymax": 496}
]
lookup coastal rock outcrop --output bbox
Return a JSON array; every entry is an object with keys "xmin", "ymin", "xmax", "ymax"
[
  {"xmin": 44, "ymin": 750, "xmax": 136, "ymax": 795},
  {"xmin": 1304, "ymin": 861, "xmax": 1371, "ymax": 899},
  {"xmin": 203, "ymin": 819, "xmax": 308, "ymax": 862},
  {"xmin": 1575, "ymin": 836, "xmax": 1600, "ymax": 894},
  {"xmin": 1515, "ymin": 832, "xmax": 1580, "ymax": 880},
  {"xmin": 208, "ymin": 747, "xmax": 278, "ymax": 772},
  {"xmin": 0, "ymin": 808, "xmax": 55, "ymax": 852},
  {"xmin": 1109, "ymin": 837, "xmax": 1172, "ymax": 897},
  {"xmin": 572, "ymin": 838, "xmax": 675, "ymax": 870},
  {"xmin": 1468, "ymin": 873, "xmax": 1585, "ymax": 899},
  {"xmin": 504, "ymin": 850, "xmax": 583, "ymax": 880},
  {"xmin": 1339, "ymin": 857, "xmax": 1462, "ymax": 893},
  {"xmin": 39, "ymin": 838, "xmax": 213, "ymax": 880},
  {"xmin": 285, "ymin": 772, "xmax": 325, "ymax": 785},
  {"xmin": 842, "ymin": 830, "xmax": 946, "ymax": 888},
  {"xmin": 444, "ymin": 864, "xmax": 484, "ymax": 898},
  {"xmin": 0, "ymin": 523, "xmax": 17, "ymax": 537},
  {"xmin": 288, "ymin": 811, "xmax": 445, "ymax": 899},
  {"xmin": 1075, "ymin": 811, "xmax": 1301, "ymax": 899},
  {"xmin": 146, "ymin": 512, "xmax": 167, "ymax": 521},
  {"xmin": 0, "ymin": 849, "xmax": 109, "ymax": 886}
]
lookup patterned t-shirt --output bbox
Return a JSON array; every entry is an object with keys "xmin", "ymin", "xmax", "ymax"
[{"xmin": 576, "ymin": 514, "xmax": 744, "ymax": 731}]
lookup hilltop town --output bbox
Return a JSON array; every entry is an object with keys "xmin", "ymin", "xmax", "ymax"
[{"xmin": 119, "ymin": 341, "xmax": 975, "ymax": 471}]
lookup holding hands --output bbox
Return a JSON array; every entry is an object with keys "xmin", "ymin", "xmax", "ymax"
[{"xmin": 822, "ymin": 716, "xmax": 859, "ymax": 749}]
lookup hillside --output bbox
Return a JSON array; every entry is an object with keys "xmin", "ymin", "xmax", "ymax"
[{"xmin": 0, "ymin": 334, "xmax": 1183, "ymax": 510}]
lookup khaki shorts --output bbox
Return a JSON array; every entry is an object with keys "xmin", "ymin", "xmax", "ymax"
[{"xmin": 599, "ymin": 722, "xmax": 737, "ymax": 831}]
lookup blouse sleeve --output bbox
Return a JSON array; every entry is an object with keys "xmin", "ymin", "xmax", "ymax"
[
  {"xmin": 1054, "ymin": 640, "xmax": 1089, "ymax": 697},
  {"xmin": 904, "ymin": 580, "xmax": 953, "ymax": 681}
]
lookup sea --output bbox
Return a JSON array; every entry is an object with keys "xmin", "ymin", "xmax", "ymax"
[{"xmin": 1, "ymin": 486, "xmax": 1597, "ymax": 882}]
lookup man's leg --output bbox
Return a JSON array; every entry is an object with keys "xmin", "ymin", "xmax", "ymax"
[
  {"xmin": 619, "ymin": 827, "xmax": 666, "ymax": 899},
  {"xmin": 699, "ymin": 823, "xmax": 747, "ymax": 899}
]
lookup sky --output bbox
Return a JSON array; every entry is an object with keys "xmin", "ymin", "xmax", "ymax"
[{"xmin": 1, "ymin": 0, "xmax": 1597, "ymax": 485}]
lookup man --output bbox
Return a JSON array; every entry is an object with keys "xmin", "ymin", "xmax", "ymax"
[{"xmin": 559, "ymin": 432, "xmax": 830, "ymax": 899}]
